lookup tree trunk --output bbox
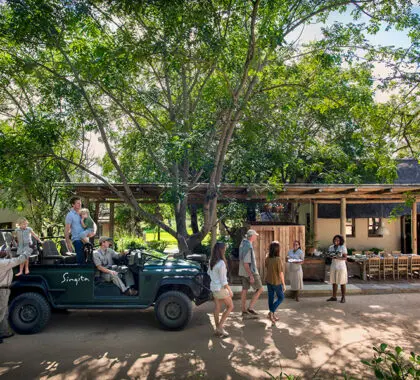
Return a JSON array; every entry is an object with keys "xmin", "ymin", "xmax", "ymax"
[
  {"xmin": 189, "ymin": 204, "xmax": 199, "ymax": 234},
  {"xmin": 175, "ymin": 197, "xmax": 189, "ymax": 257}
]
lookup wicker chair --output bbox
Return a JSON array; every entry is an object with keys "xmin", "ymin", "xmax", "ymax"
[
  {"xmin": 367, "ymin": 257, "xmax": 381, "ymax": 280},
  {"xmin": 396, "ymin": 256, "xmax": 409, "ymax": 280},
  {"xmin": 382, "ymin": 257, "xmax": 395, "ymax": 280}
]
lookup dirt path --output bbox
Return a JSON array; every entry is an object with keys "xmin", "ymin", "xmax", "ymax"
[{"xmin": 1, "ymin": 293, "xmax": 419, "ymax": 379}]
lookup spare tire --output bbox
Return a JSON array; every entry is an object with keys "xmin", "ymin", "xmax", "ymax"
[{"xmin": 9, "ymin": 292, "xmax": 51, "ymax": 334}]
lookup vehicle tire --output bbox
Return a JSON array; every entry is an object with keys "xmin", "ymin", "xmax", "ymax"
[
  {"xmin": 8, "ymin": 292, "xmax": 51, "ymax": 334},
  {"xmin": 155, "ymin": 290, "xmax": 193, "ymax": 330}
]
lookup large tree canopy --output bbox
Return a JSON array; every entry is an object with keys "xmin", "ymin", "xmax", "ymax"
[{"xmin": 0, "ymin": 0, "xmax": 419, "ymax": 252}]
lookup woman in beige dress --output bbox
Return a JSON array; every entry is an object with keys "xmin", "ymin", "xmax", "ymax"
[
  {"xmin": 326, "ymin": 235, "xmax": 348, "ymax": 303},
  {"xmin": 287, "ymin": 240, "xmax": 304, "ymax": 301}
]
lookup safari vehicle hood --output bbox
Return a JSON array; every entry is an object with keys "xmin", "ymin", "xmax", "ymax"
[{"xmin": 144, "ymin": 258, "xmax": 201, "ymax": 273}]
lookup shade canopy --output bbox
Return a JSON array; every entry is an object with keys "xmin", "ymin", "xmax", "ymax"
[{"xmin": 57, "ymin": 183, "xmax": 420, "ymax": 204}]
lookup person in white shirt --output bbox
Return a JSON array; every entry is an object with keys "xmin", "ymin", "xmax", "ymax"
[
  {"xmin": 208, "ymin": 242, "xmax": 233, "ymax": 338},
  {"xmin": 326, "ymin": 235, "xmax": 348, "ymax": 303}
]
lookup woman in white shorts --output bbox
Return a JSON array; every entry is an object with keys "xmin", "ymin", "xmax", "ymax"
[
  {"xmin": 208, "ymin": 242, "xmax": 234, "ymax": 338},
  {"xmin": 326, "ymin": 235, "xmax": 348, "ymax": 303}
]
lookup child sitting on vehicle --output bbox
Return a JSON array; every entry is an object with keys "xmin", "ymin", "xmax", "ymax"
[
  {"xmin": 79, "ymin": 208, "xmax": 96, "ymax": 244},
  {"xmin": 14, "ymin": 217, "xmax": 42, "ymax": 276}
]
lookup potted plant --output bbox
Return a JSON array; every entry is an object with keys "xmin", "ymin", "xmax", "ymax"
[{"xmin": 305, "ymin": 232, "xmax": 318, "ymax": 256}]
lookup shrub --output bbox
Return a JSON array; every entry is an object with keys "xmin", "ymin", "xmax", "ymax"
[
  {"xmin": 362, "ymin": 343, "xmax": 420, "ymax": 379},
  {"xmin": 368, "ymin": 247, "xmax": 384, "ymax": 254},
  {"xmin": 116, "ymin": 235, "xmax": 146, "ymax": 251},
  {"xmin": 147, "ymin": 240, "xmax": 169, "ymax": 252},
  {"xmin": 192, "ymin": 243, "xmax": 211, "ymax": 257}
]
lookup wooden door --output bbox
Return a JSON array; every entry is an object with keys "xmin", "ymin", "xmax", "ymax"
[
  {"xmin": 253, "ymin": 229, "xmax": 274, "ymax": 283},
  {"xmin": 250, "ymin": 224, "xmax": 305, "ymax": 283}
]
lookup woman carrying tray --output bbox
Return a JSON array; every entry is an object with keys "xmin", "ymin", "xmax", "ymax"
[
  {"xmin": 326, "ymin": 234, "xmax": 348, "ymax": 303},
  {"xmin": 287, "ymin": 240, "xmax": 304, "ymax": 302}
]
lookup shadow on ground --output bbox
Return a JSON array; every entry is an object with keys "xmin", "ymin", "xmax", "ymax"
[{"xmin": 1, "ymin": 294, "xmax": 419, "ymax": 379}]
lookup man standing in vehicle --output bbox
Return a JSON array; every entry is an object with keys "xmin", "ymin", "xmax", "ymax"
[
  {"xmin": 239, "ymin": 229, "xmax": 263, "ymax": 317},
  {"xmin": 65, "ymin": 197, "xmax": 94, "ymax": 264},
  {"xmin": 93, "ymin": 236, "xmax": 138, "ymax": 296},
  {"xmin": 0, "ymin": 249, "xmax": 31, "ymax": 344}
]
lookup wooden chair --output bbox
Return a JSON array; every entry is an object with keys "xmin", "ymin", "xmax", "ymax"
[
  {"xmin": 395, "ymin": 256, "xmax": 409, "ymax": 280},
  {"xmin": 382, "ymin": 257, "xmax": 395, "ymax": 280},
  {"xmin": 367, "ymin": 257, "xmax": 381, "ymax": 280},
  {"xmin": 409, "ymin": 256, "xmax": 420, "ymax": 279}
]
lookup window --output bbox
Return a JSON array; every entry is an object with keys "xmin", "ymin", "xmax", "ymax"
[
  {"xmin": 368, "ymin": 218, "xmax": 383, "ymax": 237},
  {"xmin": 346, "ymin": 218, "xmax": 355, "ymax": 237}
]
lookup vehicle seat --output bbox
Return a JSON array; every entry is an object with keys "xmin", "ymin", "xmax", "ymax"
[
  {"xmin": 3, "ymin": 232, "xmax": 17, "ymax": 256},
  {"xmin": 42, "ymin": 240, "xmax": 76, "ymax": 264},
  {"xmin": 0, "ymin": 232, "xmax": 6, "ymax": 247}
]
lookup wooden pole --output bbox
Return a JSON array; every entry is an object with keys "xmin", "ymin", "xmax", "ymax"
[
  {"xmin": 94, "ymin": 201, "xmax": 100, "ymax": 224},
  {"xmin": 109, "ymin": 202, "xmax": 115, "ymax": 239},
  {"xmin": 340, "ymin": 197, "xmax": 346, "ymax": 238},
  {"xmin": 313, "ymin": 201, "xmax": 318, "ymax": 247},
  {"xmin": 412, "ymin": 201, "xmax": 417, "ymax": 254}
]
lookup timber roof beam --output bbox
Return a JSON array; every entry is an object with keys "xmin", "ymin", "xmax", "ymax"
[{"xmin": 56, "ymin": 182, "xmax": 420, "ymax": 204}]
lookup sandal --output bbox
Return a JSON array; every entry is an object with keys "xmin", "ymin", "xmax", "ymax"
[
  {"xmin": 326, "ymin": 297, "xmax": 337, "ymax": 302},
  {"xmin": 340, "ymin": 297, "xmax": 346, "ymax": 303}
]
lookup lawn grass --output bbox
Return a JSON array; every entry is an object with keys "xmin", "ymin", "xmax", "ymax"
[{"xmin": 144, "ymin": 228, "xmax": 212, "ymax": 250}]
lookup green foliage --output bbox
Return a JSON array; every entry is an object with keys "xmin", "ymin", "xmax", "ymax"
[
  {"xmin": 362, "ymin": 343, "xmax": 420, "ymax": 379},
  {"xmin": 191, "ymin": 243, "xmax": 211, "ymax": 257},
  {"xmin": 389, "ymin": 193, "xmax": 417, "ymax": 221},
  {"xmin": 368, "ymin": 248, "xmax": 384, "ymax": 254},
  {"xmin": 115, "ymin": 235, "xmax": 146, "ymax": 251},
  {"xmin": 265, "ymin": 370, "xmax": 301, "ymax": 380},
  {"xmin": 218, "ymin": 201, "xmax": 248, "ymax": 230},
  {"xmin": 147, "ymin": 240, "xmax": 169, "ymax": 252},
  {"xmin": 0, "ymin": 0, "xmax": 419, "ymax": 253}
]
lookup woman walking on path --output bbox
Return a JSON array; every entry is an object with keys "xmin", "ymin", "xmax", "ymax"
[
  {"xmin": 327, "ymin": 234, "xmax": 348, "ymax": 303},
  {"xmin": 208, "ymin": 242, "xmax": 234, "ymax": 338},
  {"xmin": 265, "ymin": 241, "xmax": 286, "ymax": 323},
  {"xmin": 287, "ymin": 240, "xmax": 304, "ymax": 302}
]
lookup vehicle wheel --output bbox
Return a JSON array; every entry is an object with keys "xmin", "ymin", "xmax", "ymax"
[
  {"xmin": 155, "ymin": 290, "xmax": 193, "ymax": 330},
  {"xmin": 9, "ymin": 292, "xmax": 51, "ymax": 334}
]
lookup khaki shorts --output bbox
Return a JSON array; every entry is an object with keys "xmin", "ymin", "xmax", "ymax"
[
  {"xmin": 241, "ymin": 273, "xmax": 263, "ymax": 291},
  {"xmin": 213, "ymin": 288, "xmax": 231, "ymax": 299}
]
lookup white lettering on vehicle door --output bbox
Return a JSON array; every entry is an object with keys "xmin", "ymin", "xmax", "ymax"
[{"xmin": 61, "ymin": 272, "xmax": 90, "ymax": 286}]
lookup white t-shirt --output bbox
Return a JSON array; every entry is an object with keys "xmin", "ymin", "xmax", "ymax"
[
  {"xmin": 208, "ymin": 260, "xmax": 228, "ymax": 292},
  {"xmin": 328, "ymin": 244, "xmax": 347, "ymax": 270}
]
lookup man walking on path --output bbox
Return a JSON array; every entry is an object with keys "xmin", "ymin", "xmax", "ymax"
[
  {"xmin": 239, "ymin": 229, "xmax": 263, "ymax": 318},
  {"xmin": 0, "ymin": 249, "xmax": 31, "ymax": 344}
]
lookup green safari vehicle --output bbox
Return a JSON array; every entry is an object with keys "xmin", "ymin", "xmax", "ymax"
[{"xmin": 8, "ymin": 246, "xmax": 211, "ymax": 334}]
